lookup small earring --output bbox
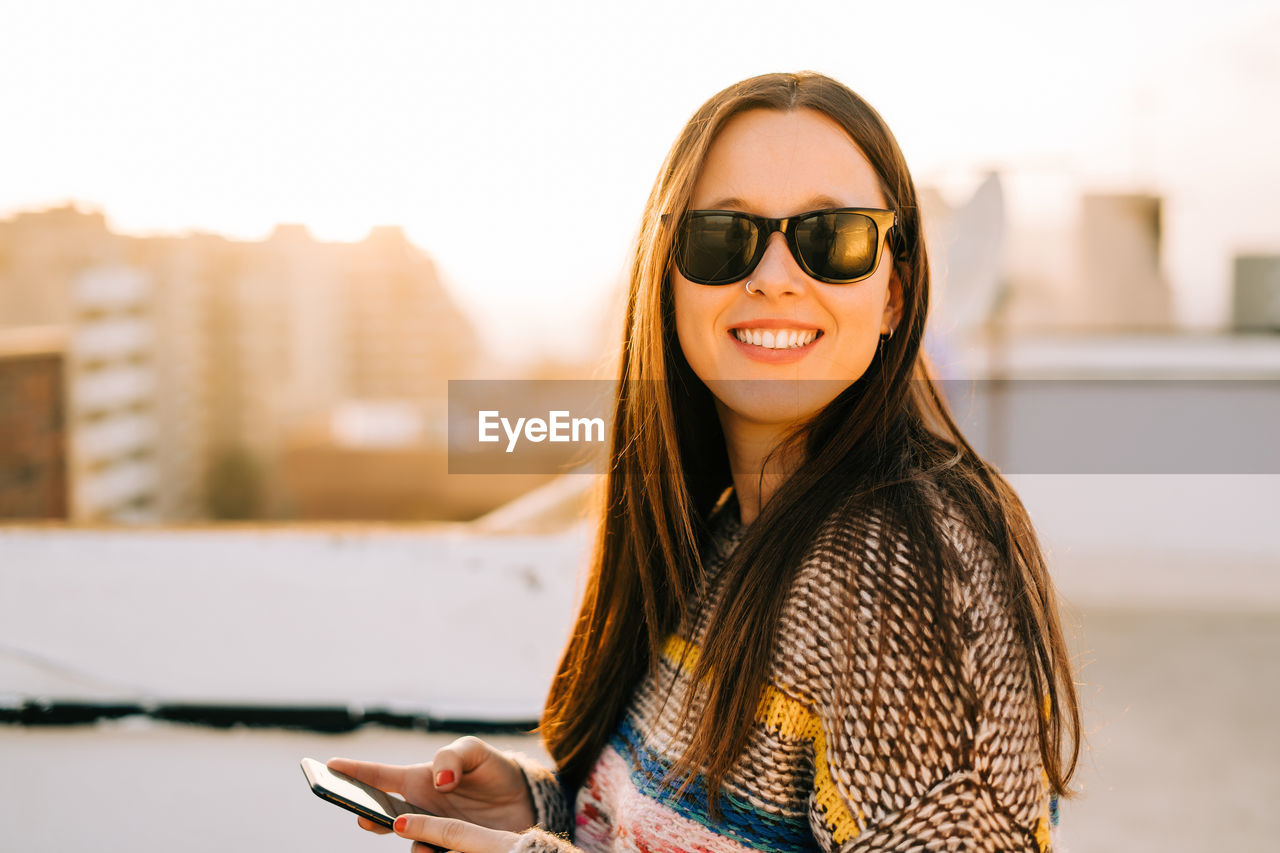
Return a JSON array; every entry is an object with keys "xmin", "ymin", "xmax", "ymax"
[{"xmin": 878, "ymin": 327, "xmax": 894, "ymax": 360}]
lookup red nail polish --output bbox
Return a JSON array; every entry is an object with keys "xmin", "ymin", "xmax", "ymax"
[
  {"xmin": 394, "ymin": 816, "xmax": 407, "ymax": 833},
  {"xmin": 436, "ymin": 769, "xmax": 455, "ymax": 786}
]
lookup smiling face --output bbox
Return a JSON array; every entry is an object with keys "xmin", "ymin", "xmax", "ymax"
[{"xmin": 673, "ymin": 107, "xmax": 903, "ymax": 432}]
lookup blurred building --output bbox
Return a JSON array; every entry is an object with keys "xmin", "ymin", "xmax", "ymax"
[
  {"xmin": 0, "ymin": 326, "xmax": 68, "ymax": 519},
  {"xmin": 210, "ymin": 224, "xmax": 482, "ymax": 519},
  {"xmin": 131, "ymin": 232, "xmax": 230, "ymax": 520},
  {"xmin": 66, "ymin": 266, "xmax": 160, "ymax": 521},
  {"xmin": 0, "ymin": 208, "xmax": 209, "ymax": 520},
  {"xmin": 0, "ymin": 206, "xmax": 482, "ymax": 522},
  {"xmin": 0, "ymin": 206, "xmax": 122, "ymax": 327},
  {"xmin": 344, "ymin": 225, "xmax": 475, "ymax": 396},
  {"xmin": 201, "ymin": 224, "xmax": 342, "ymax": 518},
  {"xmin": 1076, "ymin": 193, "xmax": 1173, "ymax": 329},
  {"xmin": 999, "ymin": 190, "xmax": 1174, "ymax": 332}
]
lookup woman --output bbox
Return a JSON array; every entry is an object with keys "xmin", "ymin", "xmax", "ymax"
[{"xmin": 330, "ymin": 71, "xmax": 1081, "ymax": 853}]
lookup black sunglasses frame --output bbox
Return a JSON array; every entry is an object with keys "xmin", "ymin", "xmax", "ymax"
[{"xmin": 674, "ymin": 207, "xmax": 897, "ymax": 286}]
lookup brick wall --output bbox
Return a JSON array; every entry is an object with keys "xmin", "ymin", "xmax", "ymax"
[{"xmin": 0, "ymin": 342, "xmax": 68, "ymax": 518}]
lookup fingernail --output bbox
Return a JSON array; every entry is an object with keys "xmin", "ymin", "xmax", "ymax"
[
  {"xmin": 435, "ymin": 769, "xmax": 455, "ymax": 786},
  {"xmin": 394, "ymin": 816, "xmax": 407, "ymax": 833}
]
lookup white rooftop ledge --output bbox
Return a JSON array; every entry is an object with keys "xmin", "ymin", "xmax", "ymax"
[
  {"xmin": 1, "ymin": 523, "xmax": 590, "ymax": 715},
  {"xmin": 950, "ymin": 330, "xmax": 1280, "ymax": 379}
]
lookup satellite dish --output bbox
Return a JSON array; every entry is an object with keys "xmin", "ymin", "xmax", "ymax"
[{"xmin": 927, "ymin": 172, "xmax": 1006, "ymax": 332}]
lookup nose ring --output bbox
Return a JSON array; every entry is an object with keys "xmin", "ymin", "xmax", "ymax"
[{"xmin": 745, "ymin": 279, "xmax": 761, "ymax": 295}]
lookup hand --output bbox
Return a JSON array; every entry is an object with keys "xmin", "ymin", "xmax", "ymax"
[
  {"xmin": 392, "ymin": 813, "xmax": 521, "ymax": 853},
  {"xmin": 327, "ymin": 736, "xmax": 536, "ymax": 836}
]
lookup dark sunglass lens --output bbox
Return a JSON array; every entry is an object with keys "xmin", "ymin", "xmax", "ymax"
[
  {"xmin": 678, "ymin": 214, "xmax": 759, "ymax": 284},
  {"xmin": 795, "ymin": 212, "xmax": 877, "ymax": 281}
]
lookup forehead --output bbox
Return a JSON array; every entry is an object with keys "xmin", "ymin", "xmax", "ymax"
[{"xmin": 689, "ymin": 108, "xmax": 886, "ymax": 215}]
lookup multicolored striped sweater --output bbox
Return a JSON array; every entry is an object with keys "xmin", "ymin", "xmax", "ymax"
[{"xmin": 510, "ymin": 492, "xmax": 1062, "ymax": 852}]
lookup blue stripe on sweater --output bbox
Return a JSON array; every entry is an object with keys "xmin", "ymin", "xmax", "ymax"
[{"xmin": 609, "ymin": 716, "xmax": 820, "ymax": 853}]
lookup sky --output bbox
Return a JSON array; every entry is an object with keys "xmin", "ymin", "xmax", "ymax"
[{"xmin": 2, "ymin": 0, "xmax": 1277, "ymax": 363}]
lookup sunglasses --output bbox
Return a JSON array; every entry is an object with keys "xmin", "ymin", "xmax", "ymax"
[{"xmin": 674, "ymin": 208, "xmax": 896, "ymax": 285}]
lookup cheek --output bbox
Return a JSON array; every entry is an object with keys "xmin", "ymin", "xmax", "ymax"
[
  {"xmin": 829, "ymin": 280, "xmax": 889, "ymax": 338},
  {"xmin": 819, "ymin": 282, "xmax": 891, "ymax": 376},
  {"xmin": 673, "ymin": 278, "xmax": 722, "ymax": 371}
]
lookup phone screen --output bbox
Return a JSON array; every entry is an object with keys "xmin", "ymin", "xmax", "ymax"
[{"xmin": 300, "ymin": 758, "xmax": 434, "ymax": 829}]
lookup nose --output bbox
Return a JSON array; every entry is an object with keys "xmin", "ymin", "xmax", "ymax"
[{"xmin": 745, "ymin": 232, "xmax": 807, "ymax": 298}]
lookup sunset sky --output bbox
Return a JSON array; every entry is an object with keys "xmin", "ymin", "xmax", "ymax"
[{"xmin": 2, "ymin": 0, "xmax": 1277, "ymax": 362}]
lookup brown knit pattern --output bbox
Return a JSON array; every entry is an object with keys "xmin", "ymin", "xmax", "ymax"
[{"xmin": 510, "ymin": 487, "xmax": 1058, "ymax": 852}]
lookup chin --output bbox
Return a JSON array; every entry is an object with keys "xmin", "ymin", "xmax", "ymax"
[{"xmin": 706, "ymin": 377, "xmax": 852, "ymax": 428}]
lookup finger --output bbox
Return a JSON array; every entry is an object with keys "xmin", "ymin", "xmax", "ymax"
[
  {"xmin": 326, "ymin": 756, "xmax": 413, "ymax": 795},
  {"xmin": 394, "ymin": 813, "xmax": 516, "ymax": 853},
  {"xmin": 429, "ymin": 736, "xmax": 492, "ymax": 792},
  {"xmin": 356, "ymin": 815, "xmax": 393, "ymax": 835}
]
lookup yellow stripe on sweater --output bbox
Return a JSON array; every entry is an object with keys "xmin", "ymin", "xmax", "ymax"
[
  {"xmin": 1033, "ymin": 769, "xmax": 1052, "ymax": 852},
  {"xmin": 1035, "ymin": 697, "xmax": 1052, "ymax": 852},
  {"xmin": 661, "ymin": 635, "xmax": 865, "ymax": 843}
]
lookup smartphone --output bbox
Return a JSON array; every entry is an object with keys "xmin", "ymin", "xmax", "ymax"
[{"xmin": 300, "ymin": 757, "xmax": 438, "ymax": 831}]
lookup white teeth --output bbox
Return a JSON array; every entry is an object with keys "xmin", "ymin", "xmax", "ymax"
[{"xmin": 732, "ymin": 329, "xmax": 819, "ymax": 349}]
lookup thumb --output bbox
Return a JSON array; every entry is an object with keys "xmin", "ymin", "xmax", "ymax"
[{"xmin": 429, "ymin": 736, "xmax": 497, "ymax": 792}]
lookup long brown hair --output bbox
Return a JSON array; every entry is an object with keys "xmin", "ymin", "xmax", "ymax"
[{"xmin": 540, "ymin": 71, "xmax": 1080, "ymax": 812}]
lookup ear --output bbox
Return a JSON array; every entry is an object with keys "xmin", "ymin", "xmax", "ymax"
[{"xmin": 882, "ymin": 267, "xmax": 906, "ymax": 335}]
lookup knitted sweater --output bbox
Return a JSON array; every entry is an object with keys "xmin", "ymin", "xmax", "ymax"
[{"xmin": 510, "ymin": 492, "xmax": 1061, "ymax": 853}]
